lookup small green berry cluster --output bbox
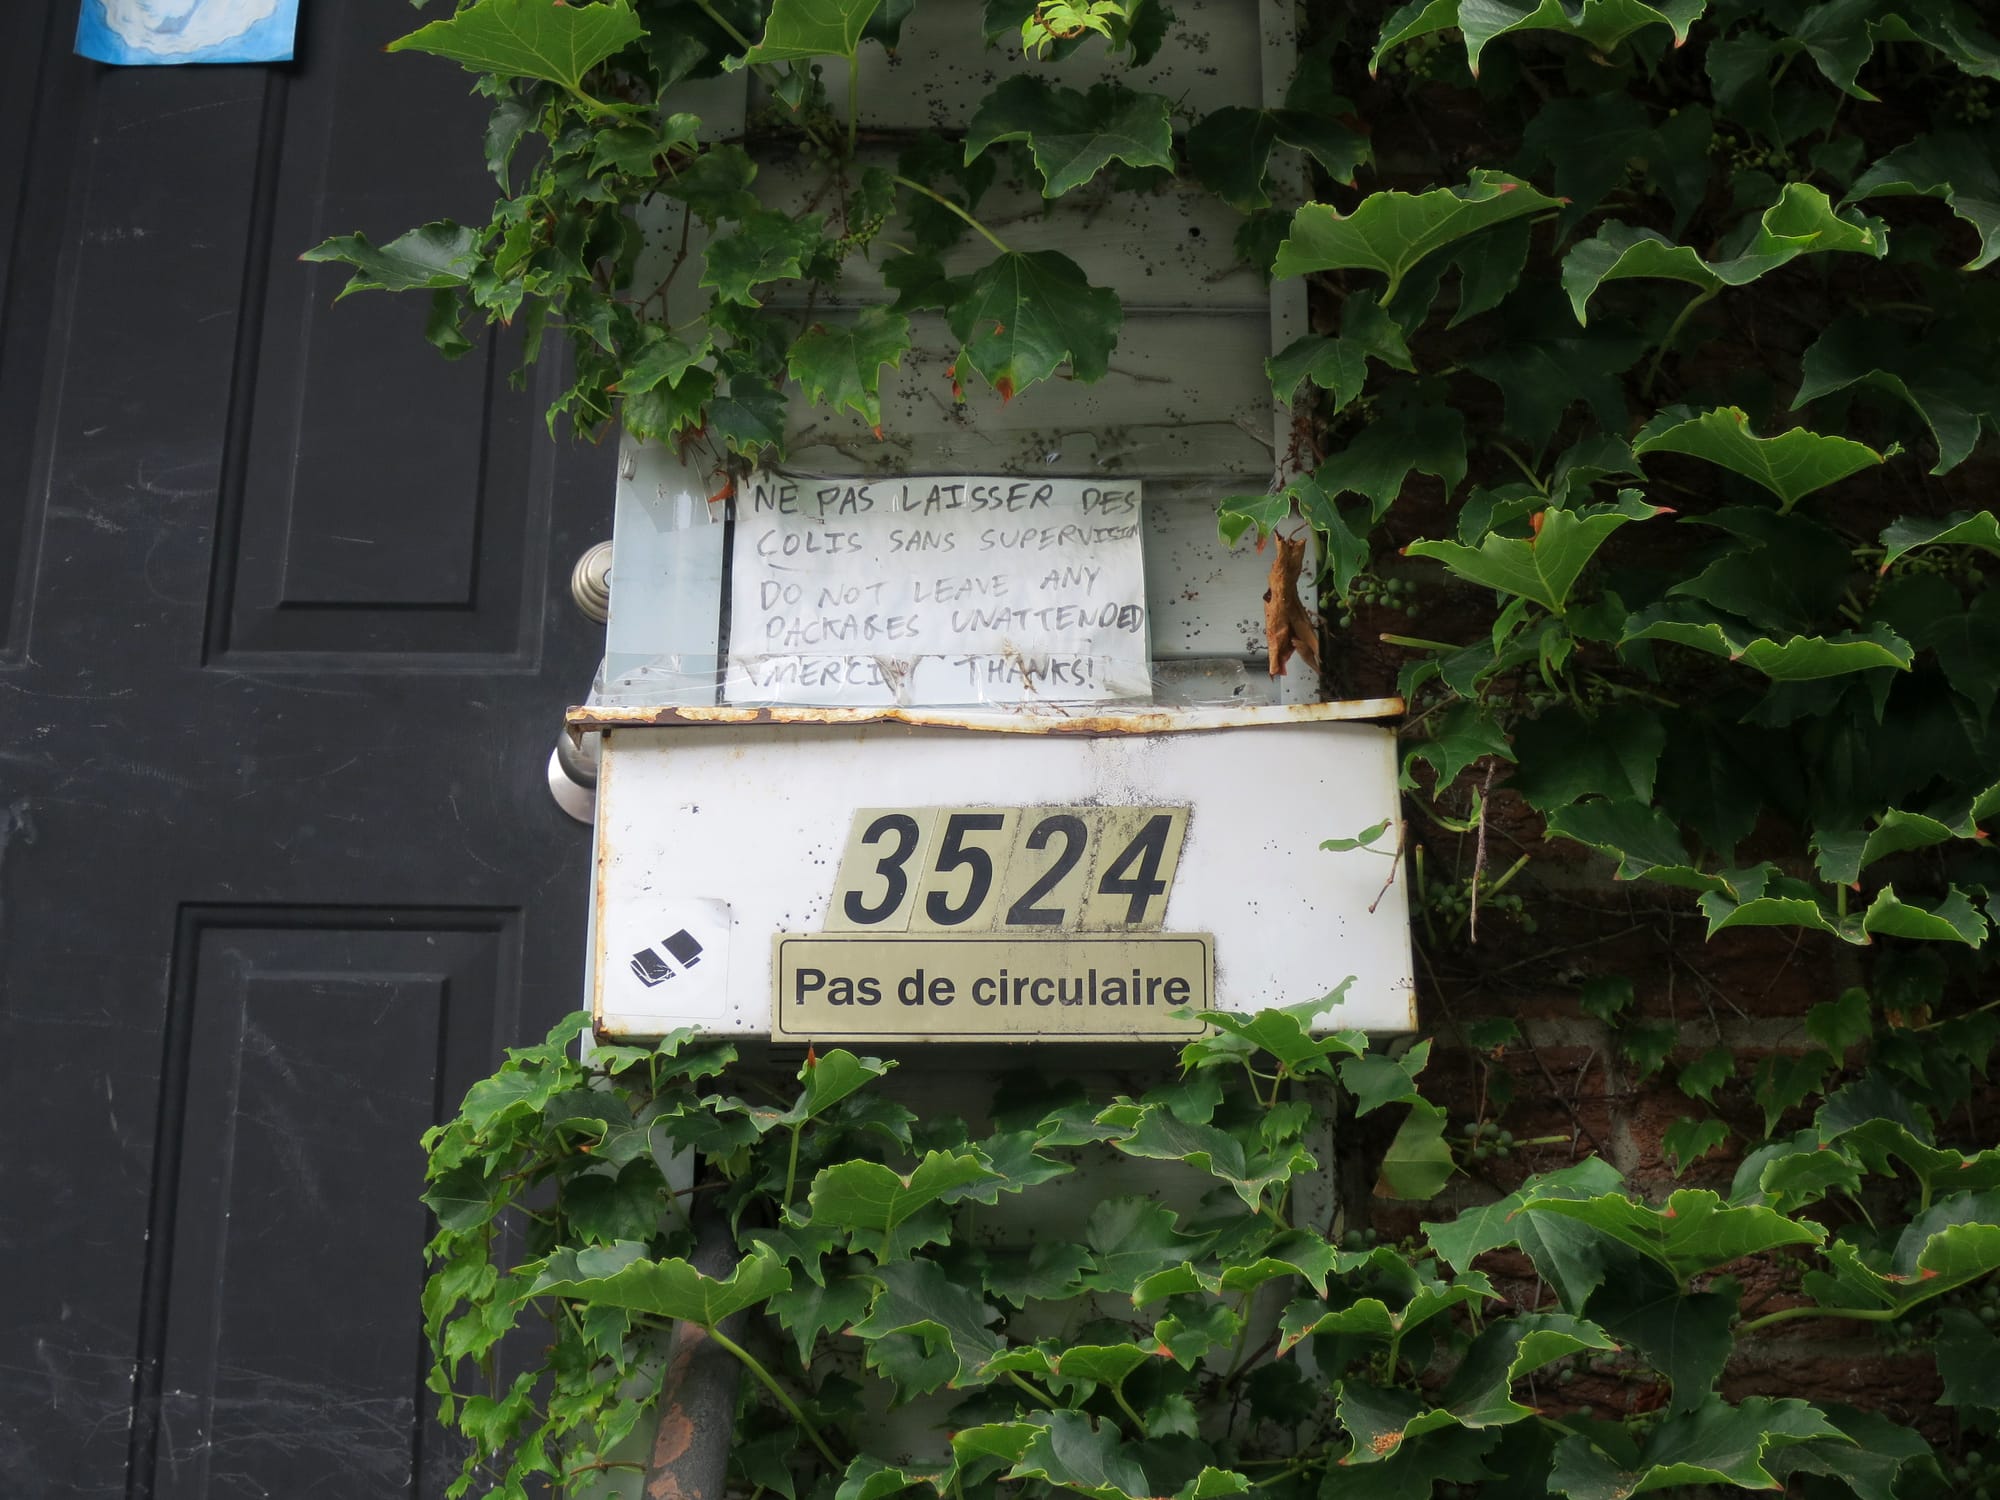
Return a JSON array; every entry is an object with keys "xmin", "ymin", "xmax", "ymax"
[
  {"xmin": 1881, "ymin": 546, "xmax": 1986, "ymax": 593},
  {"xmin": 1375, "ymin": 29, "xmax": 1452, "ymax": 82},
  {"xmin": 1948, "ymin": 1448, "xmax": 1997, "ymax": 1496},
  {"xmin": 1336, "ymin": 572, "xmax": 1421, "ymax": 628},
  {"xmin": 839, "ymin": 207, "xmax": 890, "ymax": 255},
  {"xmin": 1709, "ymin": 129, "xmax": 1795, "ymax": 177},
  {"xmin": 1945, "ymin": 76, "xmax": 1993, "ymax": 125},
  {"xmin": 1459, "ymin": 1119, "xmax": 1515, "ymax": 1162},
  {"xmin": 1425, "ymin": 877, "xmax": 1537, "ymax": 936}
]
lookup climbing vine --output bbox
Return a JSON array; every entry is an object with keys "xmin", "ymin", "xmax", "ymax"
[
  {"xmin": 314, "ymin": 0, "xmax": 2000, "ymax": 1495},
  {"xmin": 424, "ymin": 1005, "xmax": 1997, "ymax": 1499}
]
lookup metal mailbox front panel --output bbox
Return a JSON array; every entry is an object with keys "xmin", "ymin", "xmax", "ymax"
[{"xmin": 589, "ymin": 718, "xmax": 1415, "ymax": 1039}]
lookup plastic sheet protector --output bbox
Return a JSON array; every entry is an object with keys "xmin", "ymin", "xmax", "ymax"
[{"xmin": 722, "ymin": 475, "xmax": 1151, "ymax": 707}]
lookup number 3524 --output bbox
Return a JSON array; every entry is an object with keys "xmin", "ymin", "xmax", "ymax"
[{"xmin": 825, "ymin": 806, "xmax": 1189, "ymax": 934}]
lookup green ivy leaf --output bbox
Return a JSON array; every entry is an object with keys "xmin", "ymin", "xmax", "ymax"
[
  {"xmin": 1153, "ymin": 1295, "xmax": 1244, "ymax": 1366},
  {"xmin": 983, "ymin": 1241, "xmax": 1096, "ymax": 1308},
  {"xmin": 1938, "ymin": 1308, "xmax": 2000, "ymax": 1409},
  {"xmin": 948, "ymin": 250, "xmax": 1123, "ymax": 400},
  {"xmin": 1880, "ymin": 508, "xmax": 2000, "ymax": 568},
  {"xmin": 1516, "ymin": 1188, "xmax": 1824, "ymax": 1282},
  {"xmin": 1821, "ymin": 1117, "xmax": 2000, "ymax": 1198},
  {"xmin": 1320, "ymin": 1428, "xmax": 1506, "ymax": 1499},
  {"xmin": 1769, "ymin": 1406, "xmax": 1936, "ymax": 1500},
  {"xmin": 562, "ymin": 1161, "xmax": 666, "ymax": 1244},
  {"xmin": 1621, "ymin": 606, "xmax": 1915, "ymax": 679},
  {"xmin": 807, "ymin": 1151, "xmax": 1004, "ymax": 1258},
  {"xmin": 742, "ymin": 0, "xmax": 886, "ymax": 63},
  {"xmin": 1861, "ymin": 886, "xmax": 1990, "ymax": 945},
  {"xmin": 1174, "ymin": 1469, "xmax": 1251, "ymax": 1500},
  {"xmin": 663, "ymin": 144, "xmax": 762, "ymax": 223},
  {"xmin": 1274, "ymin": 171, "xmax": 1564, "ymax": 304},
  {"xmin": 388, "ymin": 0, "xmax": 642, "ymax": 92},
  {"xmin": 424, "ymin": 1162, "xmax": 504, "ymax": 1232},
  {"xmin": 1661, "ymin": 1117, "xmax": 1730, "ymax": 1174},
  {"xmin": 302, "ymin": 222, "xmax": 483, "ymax": 297},
  {"xmin": 965, "ymin": 77, "xmax": 1175, "ymax": 197},
  {"xmin": 1372, "ymin": 0, "xmax": 1707, "ymax": 76},
  {"xmin": 1007, "ymin": 1412, "xmax": 1149, "ymax": 1500},
  {"xmin": 1318, "ymin": 404, "xmax": 1469, "ymax": 516},
  {"xmin": 1587, "ymin": 1263, "xmax": 1737, "ymax": 1413},
  {"xmin": 1542, "ymin": 802, "xmax": 1746, "ymax": 892},
  {"xmin": 1284, "ymin": 1270, "xmax": 1494, "ymax": 1354},
  {"xmin": 1217, "ymin": 1228, "xmax": 1345, "ymax": 1297},
  {"xmin": 1795, "ymin": 316, "xmax": 1987, "ymax": 474},
  {"xmin": 1847, "ymin": 130, "xmax": 2000, "ymax": 270},
  {"xmin": 1339, "ymin": 1039, "xmax": 1434, "ymax": 1116},
  {"xmin": 1404, "ymin": 700, "xmax": 1516, "ymax": 789},
  {"xmin": 1187, "ymin": 105, "xmax": 1370, "ymax": 212},
  {"xmin": 525, "ymin": 1242, "xmax": 790, "ymax": 1327},
  {"xmin": 1182, "ymin": 996, "xmax": 1367, "ymax": 1076},
  {"xmin": 1267, "ymin": 291, "xmax": 1413, "ymax": 406},
  {"xmin": 1102, "ymin": 1100, "xmax": 1310, "ymax": 1212},
  {"xmin": 623, "ymin": 366, "xmax": 716, "ymax": 445},
  {"xmin": 589, "ymin": 115, "xmax": 700, "ymax": 177},
  {"xmin": 1406, "ymin": 491, "xmax": 1667, "ymax": 615},
  {"xmin": 1801, "ymin": 1210, "xmax": 2000, "ymax": 1322},
  {"xmin": 1633, "ymin": 406, "xmax": 1891, "ymax": 510},
  {"xmin": 1080, "ymin": 1197, "xmax": 1215, "ymax": 1295},
  {"xmin": 1811, "ymin": 813, "xmax": 1955, "ymax": 887},
  {"xmin": 852, "ymin": 1258, "xmax": 1006, "ymax": 1391},
  {"xmin": 1437, "ymin": 1313, "xmax": 1619, "ymax": 1426},
  {"xmin": 1376, "ymin": 1100, "xmax": 1456, "ymax": 1200},
  {"xmin": 770, "ymin": 1270, "xmax": 873, "ymax": 1361},
  {"xmin": 1517, "ymin": 95, "xmax": 1710, "ymax": 234},
  {"xmin": 618, "ymin": 327, "xmax": 712, "ymax": 397},
  {"xmin": 1549, "ymin": 1397, "xmax": 1846, "ymax": 1499},
  {"xmin": 1562, "ymin": 184, "xmax": 1888, "ymax": 324},
  {"xmin": 1425, "ymin": 1159, "xmax": 1627, "ymax": 1310},
  {"xmin": 787, "ymin": 308, "xmax": 911, "ymax": 429},
  {"xmin": 1462, "ymin": 320, "xmax": 1646, "ymax": 451},
  {"xmin": 702, "ymin": 210, "xmax": 826, "ymax": 306}
]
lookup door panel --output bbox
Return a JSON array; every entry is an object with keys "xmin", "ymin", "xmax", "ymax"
[{"xmin": 0, "ymin": 4, "xmax": 613, "ymax": 1494}]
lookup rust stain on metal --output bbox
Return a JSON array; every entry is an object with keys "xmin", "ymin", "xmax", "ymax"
[
  {"xmin": 568, "ymin": 698, "xmax": 1403, "ymax": 740},
  {"xmin": 590, "ymin": 748, "xmax": 616, "ymax": 1036},
  {"xmin": 647, "ymin": 1320, "xmax": 711, "ymax": 1500}
]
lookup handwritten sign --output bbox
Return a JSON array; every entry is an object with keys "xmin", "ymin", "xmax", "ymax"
[{"xmin": 725, "ymin": 476, "xmax": 1150, "ymax": 707}]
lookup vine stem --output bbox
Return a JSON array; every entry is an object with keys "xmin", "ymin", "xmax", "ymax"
[
  {"xmin": 892, "ymin": 175, "xmax": 1012, "ymax": 252},
  {"xmin": 784, "ymin": 1125, "xmax": 802, "ymax": 1208},
  {"xmin": 847, "ymin": 53, "xmax": 860, "ymax": 158},
  {"xmin": 1004, "ymin": 1370, "xmax": 1058, "ymax": 1408},
  {"xmin": 691, "ymin": 0, "xmax": 755, "ymax": 50},
  {"xmin": 1110, "ymin": 1385, "xmax": 1147, "ymax": 1433},
  {"xmin": 1642, "ymin": 284, "xmax": 1719, "ymax": 397},
  {"xmin": 705, "ymin": 1324, "xmax": 843, "ymax": 1466},
  {"xmin": 1491, "ymin": 441, "xmax": 1549, "ymax": 495},
  {"xmin": 1737, "ymin": 1302, "xmax": 1898, "ymax": 1336}
]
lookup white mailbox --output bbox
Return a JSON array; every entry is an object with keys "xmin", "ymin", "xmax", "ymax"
[
  {"xmin": 570, "ymin": 0, "xmax": 1413, "ymax": 1042},
  {"xmin": 578, "ymin": 704, "xmax": 1413, "ymax": 1041}
]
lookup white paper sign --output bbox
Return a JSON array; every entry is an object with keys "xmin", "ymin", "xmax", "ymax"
[{"xmin": 726, "ymin": 476, "xmax": 1150, "ymax": 706}]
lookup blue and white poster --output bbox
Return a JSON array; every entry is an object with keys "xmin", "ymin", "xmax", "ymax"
[{"xmin": 76, "ymin": 0, "xmax": 300, "ymax": 65}]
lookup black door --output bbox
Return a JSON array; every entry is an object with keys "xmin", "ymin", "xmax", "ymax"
[{"xmin": 0, "ymin": 5, "xmax": 613, "ymax": 1494}]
